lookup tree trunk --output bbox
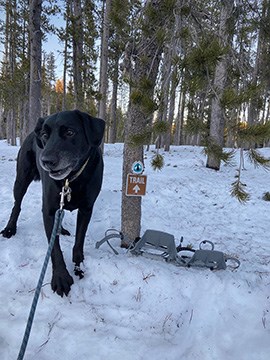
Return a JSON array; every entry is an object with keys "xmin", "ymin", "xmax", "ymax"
[
  {"xmin": 62, "ymin": 0, "xmax": 71, "ymax": 111},
  {"xmin": 206, "ymin": 0, "xmax": 233, "ymax": 170},
  {"xmin": 98, "ymin": 0, "xmax": 112, "ymax": 124},
  {"xmin": 164, "ymin": 68, "xmax": 177, "ymax": 151},
  {"xmin": 247, "ymin": 0, "xmax": 268, "ymax": 126},
  {"xmin": 62, "ymin": 39, "xmax": 68, "ymax": 111},
  {"xmin": 28, "ymin": 0, "xmax": 42, "ymax": 136},
  {"xmin": 3, "ymin": 0, "xmax": 18, "ymax": 145},
  {"xmin": 121, "ymin": 0, "xmax": 175, "ymax": 244},
  {"xmin": 109, "ymin": 55, "xmax": 120, "ymax": 143},
  {"xmin": 155, "ymin": 46, "xmax": 171, "ymax": 149},
  {"xmin": 71, "ymin": 0, "xmax": 84, "ymax": 109},
  {"xmin": 0, "ymin": 99, "xmax": 5, "ymax": 139},
  {"xmin": 174, "ymin": 75, "xmax": 186, "ymax": 145},
  {"xmin": 162, "ymin": 4, "xmax": 181, "ymax": 151}
]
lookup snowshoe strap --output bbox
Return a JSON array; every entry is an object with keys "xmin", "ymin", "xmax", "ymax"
[{"xmin": 95, "ymin": 229, "xmax": 124, "ymax": 255}]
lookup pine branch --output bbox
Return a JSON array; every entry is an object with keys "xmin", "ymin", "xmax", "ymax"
[
  {"xmin": 151, "ymin": 153, "xmax": 164, "ymax": 170},
  {"xmin": 230, "ymin": 178, "xmax": 250, "ymax": 203},
  {"xmin": 246, "ymin": 149, "xmax": 270, "ymax": 170},
  {"xmin": 237, "ymin": 122, "xmax": 270, "ymax": 144},
  {"xmin": 230, "ymin": 148, "xmax": 250, "ymax": 203},
  {"xmin": 128, "ymin": 129, "xmax": 152, "ymax": 147},
  {"xmin": 203, "ymin": 140, "xmax": 235, "ymax": 165},
  {"xmin": 152, "ymin": 121, "xmax": 170, "ymax": 134},
  {"xmin": 185, "ymin": 117, "xmax": 208, "ymax": 136}
]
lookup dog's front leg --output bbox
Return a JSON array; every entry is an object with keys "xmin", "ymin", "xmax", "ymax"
[
  {"xmin": 43, "ymin": 209, "xmax": 74, "ymax": 297},
  {"xmin": 73, "ymin": 208, "xmax": 93, "ymax": 278}
]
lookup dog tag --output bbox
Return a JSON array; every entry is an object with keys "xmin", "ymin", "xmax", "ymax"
[
  {"xmin": 67, "ymin": 188, "xmax": 72, "ymax": 202},
  {"xmin": 60, "ymin": 182, "xmax": 72, "ymax": 209}
]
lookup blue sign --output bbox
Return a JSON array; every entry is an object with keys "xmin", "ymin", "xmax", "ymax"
[{"xmin": 132, "ymin": 161, "xmax": 144, "ymax": 175}]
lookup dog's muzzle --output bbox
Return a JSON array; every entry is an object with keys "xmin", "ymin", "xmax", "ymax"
[{"xmin": 40, "ymin": 154, "xmax": 73, "ymax": 180}]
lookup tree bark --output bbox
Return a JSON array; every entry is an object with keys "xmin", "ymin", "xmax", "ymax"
[
  {"xmin": 155, "ymin": 46, "xmax": 171, "ymax": 149},
  {"xmin": 98, "ymin": 0, "xmax": 112, "ymax": 122},
  {"xmin": 71, "ymin": 0, "xmax": 84, "ymax": 109},
  {"xmin": 121, "ymin": 0, "xmax": 175, "ymax": 244},
  {"xmin": 174, "ymin": 74, "xmax": 186, "ymax": 145},
  {"xmin": 62, "ymin": 0, "xmax": 71, "ymax": 111},
  {"xmin": 28, "ymin": 0, "xmax": 42, "ymax": 136},
  {"xmin": 162, "ymin": 4, "xmax": 181, "ymax": 151},
  {"xmin": 164, "ymin": 68, "xmax": 177, "ymax": 151},
  {"xmin": 108, "ymin": 55, "xmax": 120, "ymax": 143},
  {"xmin": 206, "ymin": 0, "xmax": 233, "ymax": 170},
  {"xmin": 3, "ymin": 0, "xmax": 18, "ymax": 145}
]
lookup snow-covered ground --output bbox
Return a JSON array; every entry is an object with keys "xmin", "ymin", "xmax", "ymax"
[{"xmin": 0, "ymin": 140, "xmax": 269, "ymax": 360}]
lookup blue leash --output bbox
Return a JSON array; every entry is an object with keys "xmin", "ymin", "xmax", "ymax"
[{"xmin": 17, "ymin": 209, "xmax": 64, "ymax": 360}]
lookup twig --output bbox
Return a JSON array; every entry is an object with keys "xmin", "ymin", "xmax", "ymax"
[
  {"xmin": 142, "ymin": 272, "xmax": 155, "ymax": 283},
  {"xmin": 189, "ymin": 309, "xmax": 194, "ymax": 324}
]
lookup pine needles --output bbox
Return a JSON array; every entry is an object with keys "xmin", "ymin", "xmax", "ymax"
[
  {"xmin": 203, "ymin": 138, "xmax": 235, "ymax": 166},
  {"xmin": 230, "ymin": 171, "xmax": 250, "ymax": 203},
  {"xmin": 151, "ymin": 153, "xmax": 164, "ymax": 170},
  {"xmin": 230, "ymin": 147, "xmax": 270, "ymax": 203},
  {"xmin": 234, "ymin": 126, "xmax": 270, "ymax": 203},
  {"xmin": 203, "ymin": 122, "xmax": 270, "ymax": 203},
  {"xmin": 237, "ymin": 122, "xmax": 270, "ymax": 144},
  {"xmin": 246, "ymin": 148, "xmax": 270, "ymax": 169}
]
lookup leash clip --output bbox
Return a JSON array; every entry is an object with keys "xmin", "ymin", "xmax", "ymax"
[{"xmin": 59, "ymin": 179, "xmax": 72, "ymax": 210}]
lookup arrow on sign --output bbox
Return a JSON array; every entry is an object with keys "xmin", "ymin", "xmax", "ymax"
[
  {"xmin": 133, "ymin": 185, "xmax": 140, "ymax": 194},
  {"xmin": 126, "ymin": 173, "xmax": 147, "ymax": 196}
]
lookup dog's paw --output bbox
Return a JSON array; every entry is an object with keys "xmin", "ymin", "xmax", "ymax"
[
  {"xmin": 60, "ymin": 226, "xmax": 71, "ymax": 236},
  {"xmin": 1, "ymin": 226, "xmax": 17, "ymax": 238},
  {"xmin": 72, "ymin": 249, "xmax": 84, "ymax": 266},
  {"xmin": 51, "ymin": 268, "xmax": 74, "ymax": 297},
  {"xmin": 74, "ymin": 266, "xmax": 84, "ymax": 279}
]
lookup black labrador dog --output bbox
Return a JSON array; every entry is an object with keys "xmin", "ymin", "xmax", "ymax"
[{"xmin": 1, "ymin": 110, "xmax": 105, "ymax": 297}]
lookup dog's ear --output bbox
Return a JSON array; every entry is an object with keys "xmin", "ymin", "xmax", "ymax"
[
  {"xmin": 34, "ymin": 117, "xmax": 45, "ymax": 148},
  {"xmin": 76, "ymin": 110, "xmax": 105, "ymax": 147}
]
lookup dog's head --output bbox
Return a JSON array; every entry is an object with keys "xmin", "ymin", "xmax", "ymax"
[{"xmin": 35, "ymin": 110, "xmax": 105, "ymax": 180}]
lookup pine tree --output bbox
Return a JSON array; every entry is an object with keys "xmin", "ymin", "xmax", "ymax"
[
  {"xmin": 121, "ymin": 0, "xmax": 176, "ymax": 244},
  {"xmin": 206, "ymin": 0, "xmax": 234, "ymax": 170},
  {"xmin": 107, "ymin": 0, "xmax": 133, "ymax": 143},
  {"xmin": 230, "ymin": 121, "xmax": 270, "ymax": 202},
  {"xmin": 28, "ymin": 0, "xmax": 42, "ymax": 136},
  {"xmin": 98, "ymin": 0, "xmax": 112, "ymax": 131},
  {"xmin": 42, "ymin": 52, "xmax": 56, "ymax": 115},
  {"xmin": 71, "ymin": 0, "xmax": 84, "ymax": 109}
]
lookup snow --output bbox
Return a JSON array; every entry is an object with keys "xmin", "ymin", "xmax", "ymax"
[{"xmin": 0, "ymin": 140, "xmax": 270, "ymax": 360}]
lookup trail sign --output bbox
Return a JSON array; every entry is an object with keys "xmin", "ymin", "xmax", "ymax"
[
  {"xmin": 132, "ymin": 161, "xmax": 144, "ymax": 175},
  {"xmin": 126, "ymin": 173, "xmax": 147, "ymax": 196}
]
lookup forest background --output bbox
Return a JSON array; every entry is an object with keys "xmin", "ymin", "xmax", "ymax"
[
  {"xmin": 1, "ymin": 0, "xmax": 270, "ymax": 240},
  {"xmin": 1, "ymin": 0, "xmax": 270, "ymax": 147}
]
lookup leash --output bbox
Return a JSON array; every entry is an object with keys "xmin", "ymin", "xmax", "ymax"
[
  {"xmin": 17, "ymin": 209, "xmax": 64, "ymax": 360},
  {"xmin": 17, "ymin": 179, "xmax": 72, "ymax": 360},
  {"xmin": 17, "ymin": 158, "xmax": 90, "ymax": 359}
]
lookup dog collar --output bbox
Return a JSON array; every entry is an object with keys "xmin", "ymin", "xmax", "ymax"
[
  {"xmin": 68, "ymin": 157, "xmax": 90, "ymax": 184},
  {"xmin": 59, "ymin": 157, "xmax": 90, "ymax": 209}
]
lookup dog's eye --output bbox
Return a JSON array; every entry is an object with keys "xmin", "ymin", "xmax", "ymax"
[
  {"xmin": 65, "ymin": 129, "xmax": 75, "ymax": 137},
  {"xmin": 41, "ymin": 132, "xmax": 49, "ymax": 142}
]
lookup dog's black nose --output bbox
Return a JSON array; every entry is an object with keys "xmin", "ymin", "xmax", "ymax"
[{"xmin": 41, "ymin": 154, "xmax": 58, "ymax": 170}]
